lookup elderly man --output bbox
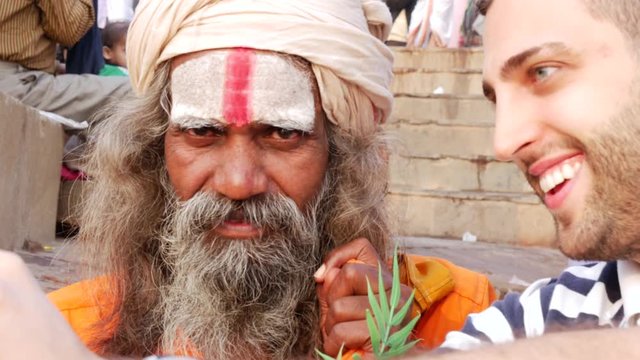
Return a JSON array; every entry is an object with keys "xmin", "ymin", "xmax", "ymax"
[
  {"xmin": 38, "ymin": 0, "xmax": 495, "ymax": 359},
  {"xmin": 416, "ymin": 0, "xmax": 640, "ymax": 358}
]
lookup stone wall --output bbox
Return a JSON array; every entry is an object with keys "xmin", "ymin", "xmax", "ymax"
[
  {"xmin": 0, "ymin": 94, "xmax": 63, "ymax": 250},
  {"xmin": 386, "ymin": 48, "xmax": 555, "ymax": 246}
]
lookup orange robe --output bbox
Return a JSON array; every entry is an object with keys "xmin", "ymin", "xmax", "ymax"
[{"xmin": 48, "ymin": 254, "xmax": 495, "ymax": 357}]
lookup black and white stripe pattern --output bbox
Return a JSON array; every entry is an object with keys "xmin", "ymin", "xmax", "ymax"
[{"xmin": 441, "ymin": 261, "xmax": 640, "ymax": 350}]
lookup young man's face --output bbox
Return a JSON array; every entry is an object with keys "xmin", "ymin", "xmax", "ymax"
[{"xmin": 483, "ymin": 0, "xmax": 640, "ymax": 261}]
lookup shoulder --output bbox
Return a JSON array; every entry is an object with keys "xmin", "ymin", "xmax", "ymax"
[
  {"xmin": 47, "ymin": 277, "xmax": 113, "ymax": 312},
  {"xmin": 47, "ymin": 277, "xmax": 116, "ymax": 348},
  {"xmin": 403, "ymin": 254, "xmax": 496, "ymax": 349},
  {"xmin": 403, "ymin": 254, "xmax": 496, "ymax": 309},
  {"xmin": 440, "ymin": 261, "xmax": 620, "ymax": 350}
]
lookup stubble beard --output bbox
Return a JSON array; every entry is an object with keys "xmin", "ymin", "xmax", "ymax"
[
  {"xmin": 158, "ymin": 187, "xmax": 330, "ymax": 359},
  {"xmin": 552, "ymin": 87, "xmax": 640, "ymax": 262}
]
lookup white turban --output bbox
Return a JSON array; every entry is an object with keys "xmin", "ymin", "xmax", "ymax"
[{"xmin": 127, "ymin": 0, "xmax": 394, "ymax": 135}]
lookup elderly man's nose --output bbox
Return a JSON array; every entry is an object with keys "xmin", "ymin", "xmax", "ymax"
[
  {"xmin": 493, "ymin": 98, "xmax": 542, "ymax": 162},
  {"xmin": 212, "ymin": 148, "xmax": 268, "ymax": 201}
]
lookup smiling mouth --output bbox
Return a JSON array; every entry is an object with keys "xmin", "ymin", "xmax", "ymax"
[{"xmin": 538, "ymin": 157, "xmax": 583, "ymax": 194}]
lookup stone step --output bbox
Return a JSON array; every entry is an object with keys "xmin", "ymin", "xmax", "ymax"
[
  {"xmin": 386, "ymin": 122, "xmax": 495, "ymax": 159},
  {"xmin": 392, "ymin": 68, "xmax": 484, "ymax": 97},
  {"xmin": 389, "ymin": 155, "xmax": 533, "ymax": 194},
  {"xmin": 392, "ymin": 47, "xmax": 484, "ymax": 72},
  {"xmin": 389, "ymin": 95, "xmax": 495, "ymax": 127},
  {"xmin": 386, "ymin": 191, "xmax": 555, "ymax": 247}
]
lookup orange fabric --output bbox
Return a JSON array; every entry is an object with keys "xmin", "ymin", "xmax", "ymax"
[
  {"xmin": 48, "ymin": 255, "xmax": 495, "ymax": 357},
  {"xmin": 47, "ymin": 277, "xmax": 116, "ymax": 352},
  {"xmin": 406, "ymin": 255, "xmax": 497, "ymax": 350}
]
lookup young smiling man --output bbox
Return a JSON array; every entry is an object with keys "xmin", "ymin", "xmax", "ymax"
[
  {"xmin": 0, "ymin": 1, "xmax": 497, "ymax": 359},
  {"xmin": 434, "ymin": 0, "xmax": 640, "ymax": 354}
]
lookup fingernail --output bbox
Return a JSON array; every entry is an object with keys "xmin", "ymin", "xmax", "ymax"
[{"xmin": 314, "ymin": 264, "xmax": 326, "ymax": 280}]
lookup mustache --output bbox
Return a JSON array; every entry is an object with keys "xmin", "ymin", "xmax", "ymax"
[{"xmin": 167, "ymin": 192, "xmax": 312, "ymax": 238}]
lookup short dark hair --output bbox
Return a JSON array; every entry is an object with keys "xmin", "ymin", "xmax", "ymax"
[
  {"xmin": 476, "ymin": 0, "xmax": 640, "ymax": 50},
  {"xmin": 102, "ymin": 21, "xmax": 130, "ymax": 48}
]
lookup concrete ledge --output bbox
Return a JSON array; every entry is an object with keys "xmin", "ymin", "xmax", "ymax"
[
  {"xmin": 389, "ymin": 156, "xmax": 532, "ymax": 193},
  {"xmin": 0, "ymin": 94, "xmax": 63, "ymax": 250},
  {"xmin": 387, "ymin": 193, "xmax": 555, "ymax": 247},
  {"xmin": 392, "ymin": 71, "xmax": 484, "ymax": 97},
  {"xmin": 392, "ymin": 47, "xmax": 484, "ymax": 71},
  {"xmin": 389, "ymin": 96, "xmax": 494, "ymax": 127},
  {"xmin": 388, "ymin": 123, "xmax": 495, "ymax": 159}
]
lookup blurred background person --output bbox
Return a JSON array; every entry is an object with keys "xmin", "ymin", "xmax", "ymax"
[
  {"xmin": 0, "ymin": 1, "xmax": 130, "ymax": 124},
  {"xmin": 99, "ymin": 21, "xmax": 129, "ymax": 76}
]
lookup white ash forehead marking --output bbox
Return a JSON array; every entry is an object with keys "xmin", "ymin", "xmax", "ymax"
[{"xmin": 170, "ymin": 50, "xmax": 315, "ymax": 132}]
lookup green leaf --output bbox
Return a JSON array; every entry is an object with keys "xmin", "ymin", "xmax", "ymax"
[
  {"xmin": 391, "ymin": 290, "xmax": 415, "ymax": 327},
  {"xmin": 315, "ymin": 348, "xmax": 337, "ymax": 360},
  {"xmin": 390, "ymin": 247, "xmax": 401, "ymax": 310},
  {"xmin": 365, "ymin": 309, "xmax": 381, "ymax": 355},
  {"xmin": 387, "ymin": 314, "xmax": 420, "ymax": 349},
  {"xmin": 381, "ymin": 339, "xmax": 421, "ymax": 358},
  {"xmin": 377, "ymin": 262, "xmax": 390, "ymax": 328},
  {"xmin": 352, "ymin": 355, "xmax": 362, "ymax": 360},
  {"xmin": 366, "ymin": 276, "xmax": 384, "ymax": 330},
  {"xmin": 336, "ymin": 344, "xmax": 344, "ymax": 360}
]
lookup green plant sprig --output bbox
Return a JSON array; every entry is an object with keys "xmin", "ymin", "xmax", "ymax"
[{"xmin": 316, "ymin": 245, "xmax": 421, "ymax": 360}]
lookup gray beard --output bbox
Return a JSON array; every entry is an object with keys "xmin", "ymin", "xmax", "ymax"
[{"xmin": 157, "ymin": 191, "xmax": 327, "ymax": 359}]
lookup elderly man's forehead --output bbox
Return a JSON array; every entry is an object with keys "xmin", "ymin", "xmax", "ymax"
[
  {"xmin": 170, "ymin": 48, "xmax": 319, "ymax": 130},
  {"xmin": 171, "ymin": 48, "xmax": 312, "ymax": 75}
]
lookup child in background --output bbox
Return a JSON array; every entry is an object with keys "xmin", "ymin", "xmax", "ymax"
[{"xmin": 100, "ymin": 21, "xmax": 130, "ymax": 76}]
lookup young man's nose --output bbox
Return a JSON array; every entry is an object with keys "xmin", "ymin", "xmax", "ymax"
[
  {"xmin": 492, "ymin": 95, "xmax": 543, "ymax": 162},
  {"xmin": 211, "ymin": 144, "xmax": 269, "ymax": 201}
]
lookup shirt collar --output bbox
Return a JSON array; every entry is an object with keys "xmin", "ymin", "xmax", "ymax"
[{"xmin": 617, "ymin": 260, "xmax": 640, "ymax": 327}]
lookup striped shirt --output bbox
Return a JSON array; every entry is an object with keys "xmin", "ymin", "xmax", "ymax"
[
  {"xmin": 0, "ymin": 1, "xmax": 94, "ymax": 73},
  {"xmin": 441, "ymin": 261, "xmax": 640, "ymax": 350}
]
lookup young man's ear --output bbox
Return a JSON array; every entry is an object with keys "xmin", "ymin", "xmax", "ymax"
[{"xmin": 103, "ymin": 46, "xmax": 113, "ymax": 61}]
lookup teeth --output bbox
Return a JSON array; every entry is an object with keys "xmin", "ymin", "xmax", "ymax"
[
  {"xmin": 561, "ymin": 163, "xmax": 574, "ymax": 179},
  {"xmin": 573, "ymin": 162, "xmax": 582, "ymax": 172},
  {"xmin": 552, "ymin": 170, "xmax": 564, "ymax": 186},
  {"xmin": 538, "ymin": 160, "xmax": 583, "ymax": 194},
  {"xmin": 540, "ymin": 177, "xmax": 552, "ymax": 193}
]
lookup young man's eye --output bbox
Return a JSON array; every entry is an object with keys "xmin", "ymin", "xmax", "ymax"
[{"xmin": 532, "ymin": 66, "xmax": 559, "ymax": 82}]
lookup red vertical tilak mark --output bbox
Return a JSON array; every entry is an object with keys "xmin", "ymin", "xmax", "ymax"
[{"xmin": 223, "ymin": 48, "xmax": 255, "ymax": 127}]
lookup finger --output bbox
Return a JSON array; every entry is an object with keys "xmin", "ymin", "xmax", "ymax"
[
  {"xmin": 322, "ymin": 238, "xmax": 382, "ymax": 273},
  {"xmin": 324, "ymin": 295, "xmax": 371, "ymax": 335},
  {"xmin": 326, "ymin": 263, "xmax": 391, "ymax": 303},
  {"xmin": 323, "ymin": 320, "xmax": 372, "ymax": 357}
]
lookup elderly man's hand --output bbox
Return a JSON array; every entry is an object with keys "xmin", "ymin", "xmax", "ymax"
[
  {"xmin": 0, "ymin": 250, "xmax": 101, "ymax": 360},
  {"xmin": 314, "ymin": 238, "xmax": 413, "ymax": 358}
]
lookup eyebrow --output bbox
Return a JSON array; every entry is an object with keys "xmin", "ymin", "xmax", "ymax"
[
  {"xmin": 170, "ymin": 115, "xmax": 315, "ymax": 132},
  {"xmin": 482, "ymin": 42, "xmax": 577, "ymax": 103}
]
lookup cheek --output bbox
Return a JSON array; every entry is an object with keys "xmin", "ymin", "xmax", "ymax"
[
  {"xmin": 164, "ymin": 135, "xmax": 209, "ymax": 200},
  {"xmin": 273, "ymin": 141, "xmax": 329, "ymax": 208},
  {"xmin": 542, "ymin": 85, "xmax": 607, "ymax": 138}
]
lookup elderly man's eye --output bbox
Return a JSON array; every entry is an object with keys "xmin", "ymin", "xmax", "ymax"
[
  {"xmin": 186, "ymin": 126, "xmax": 223, "ymax": 137},
  {"xmin": 271, "ymin": 127, "xmax": 305, "ymax": 140}
]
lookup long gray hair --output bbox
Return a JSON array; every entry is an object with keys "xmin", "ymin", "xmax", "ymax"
[{"xmin": 77, "ymin": 57, "xmax": 391, "ymax": 357}]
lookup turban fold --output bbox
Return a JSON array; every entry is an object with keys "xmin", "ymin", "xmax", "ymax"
[{"xmin": 127, "ymin": 0, "xmax": 394, "ymax": 135}]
